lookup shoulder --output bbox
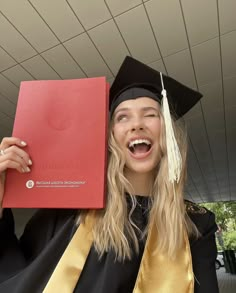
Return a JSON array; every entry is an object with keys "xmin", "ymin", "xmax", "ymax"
[
  {"xmin": 185, "ymin": 201, "xmax": 219, "ymax": 291},
  {"xmin": 20, "ymin": 209, "xmax": 78, "ymax": 260},
  {"xmin": 21, "ymin": 208, "xmax": 78, "ymax": 244},
  {"xmin": 185, "ymin": 200, "xmax": 207, "ymax": 215},
  {"xmin": 184, "ymin": 200, "xmax": 217, "ymax": 235},
  {"xmin": 25, "ymin": 208, "xmax": 78, "ymax": 231}
]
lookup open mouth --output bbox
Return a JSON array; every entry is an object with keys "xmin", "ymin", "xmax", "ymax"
[{"xmin": 128, "ymin": 139, "xmax": 152, "ymax": 155}]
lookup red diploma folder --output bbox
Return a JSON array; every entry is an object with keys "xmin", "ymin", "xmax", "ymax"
[{"xmin": 3, "ymin": 77, "xmax": 108, "ymax": 208}]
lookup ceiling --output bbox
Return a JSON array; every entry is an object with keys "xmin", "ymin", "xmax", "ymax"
[{"xmin": 0, "ymin": 0, "xmax": 235, "ymax": 203}]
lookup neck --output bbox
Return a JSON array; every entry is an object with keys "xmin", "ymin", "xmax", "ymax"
[{"xmin": 124, "ymin": 170, "xmax": 154, "ymax": 196}]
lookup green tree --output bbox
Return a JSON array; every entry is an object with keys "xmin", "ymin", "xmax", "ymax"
[
  {"xmin": 200, "ymin": 201, "xmax": 236, "ymax": 250},
  {"xmin": 201, "ymin": 201, "xmax": 236, "ymax": 231}
]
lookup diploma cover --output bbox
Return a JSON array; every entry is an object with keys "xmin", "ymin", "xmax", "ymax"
[{"xmin": 3, "ymin": 77, "xmax": 108, "ymax": 208}]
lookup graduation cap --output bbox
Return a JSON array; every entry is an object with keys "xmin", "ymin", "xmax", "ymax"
[
  {"xmin": 109, "ymin": 56, "xmax": 203, "ymax": 183},
  {"xmin": 110, "ymin": 56, "xmax": 202, "ymax": 118}
]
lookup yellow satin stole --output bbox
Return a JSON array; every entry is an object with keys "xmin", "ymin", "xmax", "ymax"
[{"xmin": 43, "ymin": 213, "xmax": 194, "ymax": 293}]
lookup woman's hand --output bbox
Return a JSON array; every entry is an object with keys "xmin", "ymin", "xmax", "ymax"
[{"xmin": 0, "ymin": 137, "xmax": 32, "ymax": 213}]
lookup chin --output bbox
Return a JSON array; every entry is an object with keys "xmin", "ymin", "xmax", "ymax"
[{"xmin": 125, "ymin": 162, "xmax": 158, "ymax": 175}]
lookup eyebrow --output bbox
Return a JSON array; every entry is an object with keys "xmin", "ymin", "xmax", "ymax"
[{"xmin": 114, "ymin": 106, "xmax": 159, "ymax": 116}]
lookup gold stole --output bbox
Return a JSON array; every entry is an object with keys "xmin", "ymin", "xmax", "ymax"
[{"xmin": 43, "ymin": 213, "xmax": 194, "ymax": 293}]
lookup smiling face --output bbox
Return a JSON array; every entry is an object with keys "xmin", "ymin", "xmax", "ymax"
[{"xmin": 112, "ymin": 97, "xmax": 162, "ymax": 179}]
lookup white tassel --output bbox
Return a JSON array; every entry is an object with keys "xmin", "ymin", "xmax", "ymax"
[{"xmin": 160, "ymin": 73, "xmax": 182, "ymax": 183}]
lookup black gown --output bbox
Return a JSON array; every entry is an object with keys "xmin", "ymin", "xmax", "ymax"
[{"xmin": 0, "ymin": 197, "xmax": 219, "ymax": 293}]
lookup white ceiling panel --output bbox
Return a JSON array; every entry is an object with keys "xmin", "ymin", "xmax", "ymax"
[
  {"xmin": 204, "ymin": 109, "xmax": 225, "ymax": 136},
  {"xmin": 188, "ymin": 134, "xmax": 211, "ymax": 165},
  {"xmin": 215, "ymin": 180, "xmax": 229, "ymax": 196},
  {"xmin": 191, "ymin": 38, "xmax": 221, "ymax": 86},
  {"xmin": 0, "ymin": 13, "xmax": 36, "ymax": 62},
  {"xmin": 0, "ymin": 127, "xmax": 12, "ymax": 139},
  {"xmin": 221, "ymin": 31, "xmax": 236, "ymax": 78},
  {"xmin": 187, "ymin": 146, "xmax": 208, "ymax": 191},
  {"xmin": 64, "ymin": 33, "xmax": 113, "ymax": 78},
  {"xmin": 227, "ymin": 123, "xmax": 236, "ymax": 151},
  {"xmin": 219, "ymin": 176, "xmax": 230, "ymax": 198},
  {"xmin": 206, "ymin": 129, "xmax": 226, "ymax": 159},
  {"xmin": 226, "ymin": 106, "xmax": 236, "ymax": 133},
  {"xmin": 203, "ymin": 134, "xmax": 226, "ymax": 176},
  {"xmin": 188, "ymin": 183, "xmax": 206, "ymax": 200},
  {"xmin": 184, "ymin": 102, "xmax": 202, "ymax": 121},
  {"xmin": 29, "ymin": 0, "xmax": 84, "ymax": 42},
  {"xmin": 218, "ymin": 181, "xmax": 230, "ymax": 198},
  {"xmin": 184, "ymin": 186, "xmax": 197, "ymax": 201},
  {"xmin": 221, "ymin": 196, "xmax": 231, "ymax": 202},
  {"xmin": 200, "ymin": 81, "xmax": 223, "ymax": 111},
  {"xmin": 0, "ymin": 47, "xmax": 16, "ymax": 71},
  {"xmin": 115, "ymin": 5, "xmax": 160, "ymax": 63},
  {"xmin": 67, "ymin": 0, "xmax": 111, "ymax": 30},
  {"xmin": 164, "ymin": 49, "xmax": 196, "ymax": 88},
  {"xmin": 201, "ymin": 196, "xmax": 217, "ymax": 203},
  {"xmin": 0, "ymin": 74, "xmax": 19, "ymax": 103},
  {"xmin": 219, "ymin": 0, "xmax": 236, "ymax": 34},
  {"xmin": 88, "ymin": 20, "xmax": 129, "ymax": 74},
  {"xmin": 199, "ymin": 163, "xmax": 217, "ymax": 182},
  {"xmin": 228, "ymin": 127, "xmax": 236, "ymax": 197},
  {"xmin": 0, "ymin": 126, "xmax": 9, "ymax": 138},
  {"xmin": 181, "ymin": 0, "xmax": 218, "ymax": 46},
  {"xmin": 148, "ymin": 59, "xmax": 167, "ymax": 75},
  {"xmin": 0, "ymin": 0, "xmax": 59, "ymax": 52},
  {"xmin": 200, "ymin": 81, "xmax": 225, "ymax": 131},
  {"xmin": 185, "ymin": 182, "xmax": 196, "ymax": 193},
  {"xmin": 0, "ymin": 94, "xmax": 16, "ymax": 117},
  {"xmin": 186, "ymin": 175, "xmax": 206, "ymax": 201},
  {"xmin": 229, "ymin": 174, "xmax": 236, "ymax": 188},
  {"xmin": 107, "ymin": 77, "xmax": 114, "ymax": 86},
  {"xmin": 217, "ymin": 179, "xmax": 229, "ymax": 190},
  {"xmin": 186, "ymin": 116, "xmax": 215, "ymax": 176},
  {"xmin": 105, "ymin": 0, "xmax": 142, "ymax": 16},
  {"xmin": 42, "ymin": 45, "xmax": 86, "ymax": 80},
  {"xmin": 0, "ymin": 111, "xmax": 14, "ymax": 130},
  {"xmin": 224, "ymin": 76, "xmax": 236, "ymax": 108},
  {"xmin": 21, "ymin": 55, "xmax": 61, "ymax": 80},
  {"xmin": 184, "ymin": 194, "xmax": 193, "ymax": 202},
  {"xmin": 228, "ymin": 185, "xmax": 236, "ymax": 196},
  {"xmin": 145, "ymin": 0, "xmax": 188, "ymax": 57},
  {"xmin": 206, "ymin": 180, "xmax": 219, "ymax": 192},
  {"xmin": 2, "ymin": 65, "xmax": 35, "ymax": 87}
]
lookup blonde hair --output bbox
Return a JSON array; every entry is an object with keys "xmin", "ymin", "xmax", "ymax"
[{"xmin": 79, "ymin": 112, "xmax": 199, "ymax": 261}]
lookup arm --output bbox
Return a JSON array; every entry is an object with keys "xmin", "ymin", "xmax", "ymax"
[
  {"xmin": 0, "ymin": 137, "xmax": 32, "ymax": 218},
  {"xmin": 0, "ymin": 208, "xmax": 27, "ymax": 281},
  {"xmin": 0, "ymin": 137, "xmax": 33, "ymax": 281},
  {"xmin": 189, "ymin": 210, "xmax": 219, "ymax": 293}
]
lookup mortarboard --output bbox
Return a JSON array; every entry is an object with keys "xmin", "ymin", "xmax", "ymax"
[
  {"xmin": 109, "ymin": 56, "xmax": 203, "ymax": 183},
  {"xmin": 110, "ymin": 56, "xmax": 202, "ymax": 118}
]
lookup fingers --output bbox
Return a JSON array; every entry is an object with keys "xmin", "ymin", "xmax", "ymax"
[
  {"xmin": 0, "ymin": 158, "xmax": 30, "ymax": 174},
  {"xmin": 3, "ymin": 145, "xmax": 32, "ymax": 166},
  {"xmin": 0, "ymin": 137, "xmax": 27, "ymax": 150},
  {"xmin": 0, "ymin": 137, "xmax": 32, "ymax": 174}
]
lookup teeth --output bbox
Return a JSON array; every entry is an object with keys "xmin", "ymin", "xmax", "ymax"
[{"xmin": 129, "ymin": 139, "xmax": 151, "ymax": 148}]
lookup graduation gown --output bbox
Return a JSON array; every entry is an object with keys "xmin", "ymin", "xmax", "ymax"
[{"xmin": 0, "ymin": 198, "xmax": 219, "ymax": 293}]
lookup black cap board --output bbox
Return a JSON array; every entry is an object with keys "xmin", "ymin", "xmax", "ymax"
[{"xmin": 109, "ymin": 56, "xmax": 203, "ymax": 118}]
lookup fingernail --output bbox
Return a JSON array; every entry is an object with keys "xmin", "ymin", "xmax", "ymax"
[
  {"xmin": 26, "ymin": 167, "xmax": 31, "ymax": 172},
  {"xmin": 22, "ymin": 168, "xmax": 25, "ymax": 173},
  {"xmin": 28, "ymin": 159, "xmax": 32, "ymax": 165},
  {"xmin": 21, "ymin": 141, "xmax": 27, "ymax": 146}
]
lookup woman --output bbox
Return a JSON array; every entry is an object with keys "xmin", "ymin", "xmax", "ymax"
[{"xmin": 0, "ymin": 56, "xmax": 218, "ymax": 292}]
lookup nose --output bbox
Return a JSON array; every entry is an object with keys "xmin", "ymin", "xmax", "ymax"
[{"xmin": 130, "ymin": 117, "xmax": 144, "ymax": 132}]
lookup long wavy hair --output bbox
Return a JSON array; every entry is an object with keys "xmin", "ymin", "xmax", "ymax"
[{"xmin": 79, "ymin": 110, "xmax": 199, "ymax": 261}]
